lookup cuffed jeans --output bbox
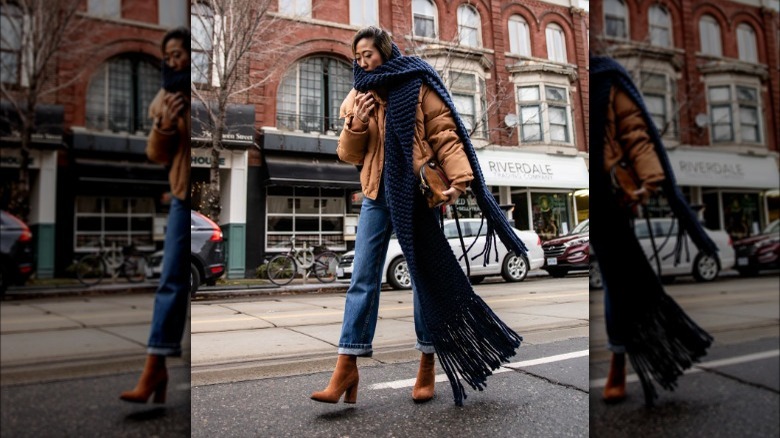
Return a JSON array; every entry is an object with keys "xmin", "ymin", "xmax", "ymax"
[
  {"xmin": 338, "ymin": 181, "xmax": 434, "ymax": 357},
  {"xmin": 147, "ymin": 196, "xmax": 190, "ymax": 356}
]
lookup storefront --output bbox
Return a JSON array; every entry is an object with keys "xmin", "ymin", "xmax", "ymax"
[
  {"xmin": 665, "ymin": 148, "xmax": 780, "ymax": 240},
  {"xmin": 0, "ymin": 103, "xmax": 63, "ymax": 278},
  {"xmin": 191, "ymin": 101, "xmax": 255, "ymax": 278},
  {"xmin": 474, "ymin": 147, "xmax": 590, "ymax": 241}
]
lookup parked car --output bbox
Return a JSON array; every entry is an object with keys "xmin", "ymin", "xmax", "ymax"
[
  {"xmin": 542, "ymin": 219, "xmax": 589, "ymax": 278},
  {"xmin": 733, "ymin": 219, "xmax": 779, "ymax": 276},
  {"xmin": 147, "ymin": 210, "xmax": 226, "ymax": 296},
  {"xmin": 0, "ymin": 210, "xmax": 34, "ymax": 294},
  {"xmin": 336, "ymin": 218, "xmax": 545, "ymax": 289},
  {"xmin": 590, "ymin": 218, "xmax": 735, "ymax": 288}
]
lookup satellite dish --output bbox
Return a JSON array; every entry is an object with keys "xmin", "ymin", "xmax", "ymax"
[
  {"xmin": 695, "ymin": 113, "xmax": 708, "ymax": 127},
  {"xmin": 504, "ymin": 113, "xmax": 519, "ymax": 127}
]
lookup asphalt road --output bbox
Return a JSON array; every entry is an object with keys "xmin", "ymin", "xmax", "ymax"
[
  {"xmin": 589, "ymin": 274, "xmax": 780, "ymax": 437},
  {"xmin": 191, "ymin": 337, "xmax": 589, "ymax": 438}
]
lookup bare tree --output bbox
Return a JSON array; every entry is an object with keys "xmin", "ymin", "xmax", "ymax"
[
  {"xmin": 190, "ymin": 0, "xmax": 300, "ymax": 221},
  {"xmin": 0, "ymin": 0, "xmax": 81, "ymax": 221}
]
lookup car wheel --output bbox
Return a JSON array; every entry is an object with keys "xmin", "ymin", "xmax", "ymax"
[
  {"xmin": 589, "ymin": 261, "xmax": 603, "ymax": 289},
  {"xmin": 692, "ymin": 252, "xmax": 720, "ymax": 282},
  {"xmin": 190, "ymin": 262, "xmax": 201, "ymax": 298},
  {"xmin": 387, "ymin": 257, "xmax": 412, "ymax": 290},
  {"xmin": 469, "ymin": 275, "xmax": 485, "ymax": 285},
  {"xmin": 546, "ymin": 267, "xmax": 569, "ymax": 278},
  {"xmin": 502, "ymin": 252, "xmax": 529, "ymax": 282}
]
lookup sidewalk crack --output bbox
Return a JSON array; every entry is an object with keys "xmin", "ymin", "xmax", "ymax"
[
  {"xmin": 508, "ymin": 367, "xmax": 589, "ymax": 395},
  {"xmin": 286, "ymin": 327, "xmax": 337, "ymax": 348}
]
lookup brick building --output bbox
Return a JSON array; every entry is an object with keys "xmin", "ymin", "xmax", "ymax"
[
  {"xmin": 191, "ymin": 0, "xmax": 591, "ymax": 277},
  {"xmin": 1, "ymin": 0, "xmax": 188, "ymax": 277},
  {"xmin": 591, "ymin": 0, "xmax": 780, "ymax": 240}
]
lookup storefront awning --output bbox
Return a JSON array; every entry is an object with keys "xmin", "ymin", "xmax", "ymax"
[
  {"xmin": 191, "ymin": 101, "xmax": 256, "ymax": 147},
  {"xmin": 263, "ymin": 154, "xmax": 361, "ymax": 189},
  {"xmin": 0, "ymin": 102, "xmax": 64, "ymax": 147},
  {"xmin": 667, "ymin": 149, "xmax": 779, "ymax": 189},
  {"xmin": 475, "ymin": 148, "xmax": 589, "ymax": 189}
]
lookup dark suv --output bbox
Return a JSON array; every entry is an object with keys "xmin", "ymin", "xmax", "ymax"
[
  {"xmin": 1, "ymin": 210, "xmax": 34, "ymax": 293},
  {"xmin": 541, "ymin": 219, "xmax": 589, "ymax": 278},
  {"xmin": 733, "ymin": 219, "xmax": 779, "ymax": 276},
  {"xmin": 190, "ymin": 210, "xmax": 226, "ymax": 295}
]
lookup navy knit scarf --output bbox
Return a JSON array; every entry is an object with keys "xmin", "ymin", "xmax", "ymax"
[
  {"xmin": 162, "ymin": 62, "xmax": 190, "ymax": 94},
  {"xmin": 590, "ymin": 55, "xmax": 717, "ymax": 405},
  {"xmin": 353, "ymin": 43, "xmax": 528, "ymax": 406}
]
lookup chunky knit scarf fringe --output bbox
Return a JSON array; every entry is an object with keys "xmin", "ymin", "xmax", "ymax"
[
  {"xmin": 353, "ymin": 43, "xmax": 528, "ymax": 406},
  {"xmin": 590, "ymin": 55, "xmax": 717, "ymax": 406}
]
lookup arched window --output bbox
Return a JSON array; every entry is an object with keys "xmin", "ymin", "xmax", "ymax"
[
  {"xmin": 276, "ymin": 57, "xmax": 353, "ymax": 134},
  {"xmin": 85, "ymin": 55, "xmax": 160, "ymax": 133},
  {"xmin": 191, "ymin": 3, "xmax": 214, "ymax": 85},
  {"xmin": 457, "ymin": 5, "xmax": 481, "ymax": 47},
  {"xmin": 0, "ymin": 3, "xmax": 23, "ymax": 84},
  {"xmin": 412, "ymin": 0, "xmax": 436, "ymax": 39},
  {"xmin": 648, "ymin": 5, "xmax": 672, "ymax": 47},
  {"xmin": 604, "ymin": 0, "xmax": 628, "ymax": 39},
  {"xmin": 699, "ymin": 15, "xmax": 722, "ymax": 56},
  {"xmin": 508, "ymin": 15, "xmax": 531, "ymax": 57},
  {"xmin": 737, "ymin": 24, "xmax": 758, "ymax": 63},
  {"xmin": 546, "ymin": 23, "xmax": 567, "ymax": 63}
]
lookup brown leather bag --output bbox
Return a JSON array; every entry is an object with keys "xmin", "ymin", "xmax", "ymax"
[
  {"xmin": 609, "ymin": 158, "xmax": 642, "ymax": 206},
  {"xmin": 419, "ymin": 159, "xmax": 451, "ymax": 208}
]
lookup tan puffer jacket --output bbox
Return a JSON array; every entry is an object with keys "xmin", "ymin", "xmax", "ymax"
[
  {"xmin": 337, "ymin": 84, "xmax": 474, "ymax": 200},
  {"xmin": 603, "ymin": 86, "xmax": 665, "ymax": 201},
  {"xmin": 146, "ymin": 89, "xmax": 191, "ymax": 201}
]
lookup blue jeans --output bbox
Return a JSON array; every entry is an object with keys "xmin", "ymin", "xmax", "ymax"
[
  {"xmin": 338, "ymin": 182, "xmax": 434, "ymax": 356},
  {"xmin": 147, "ymin": 196, "xmax": 190, "ymax": 356},
  {"xmin": 603, "ymin": 281, "xmax": 626, "ymax": 354}
]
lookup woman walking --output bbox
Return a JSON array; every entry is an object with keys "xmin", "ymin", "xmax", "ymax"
[
  {"xmin": 119, "ymin": 27, "xmax": 191, "ymax": 404},
  {"xmin": 311, "ymin": 26, "xmax": 527, "ymax": 407},
  {"xmin": 590, "ymin": 54, "xmax": 717, "ymax": 406}
]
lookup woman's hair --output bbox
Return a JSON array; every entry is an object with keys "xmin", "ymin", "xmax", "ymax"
[
  {"xmin": 351, "ymin": 26, "xmax": 393, "ymax": 62},
  {"xmin": 162, "ymin": 26, "xmax": 191, "ymax": 55}
]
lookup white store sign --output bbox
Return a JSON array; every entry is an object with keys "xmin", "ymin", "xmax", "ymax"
[
  {"xmin": 475, "ymin": 148, "xmax": 589, "ymax": 189},
  {"xmin": 667, "ymin": 149, "xmax": 779, "ymax": 189},
  {"xmin": 191, "ymin": 147, "xmax": 232, "ymax": 169}
]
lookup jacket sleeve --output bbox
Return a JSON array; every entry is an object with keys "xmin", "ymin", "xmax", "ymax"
[
  {"xmin": 614, "ymin": 87, "xmax": 665, "ymax": 193},
  {"xmin": 420, "ymin": 86, "xmax": 473, "ymax": 193},
  {"xmin": 145, "ymin": 89, "xmax": 178, "ymax": 165},
  {"xmin": 336, "ymin": 89, "xmax": 369, "ymax": 165}
]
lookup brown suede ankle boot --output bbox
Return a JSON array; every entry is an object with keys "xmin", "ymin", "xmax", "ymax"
[
  {"xmin": 412, "ymin": 352, "xmax": 435, "ymax": 402},
  {"xmin": 311, "ymin": 354, "xmax": 359, "ymax": 404},
  {"xmin": 120, "ymin": 354, "xmax": 169, "ymax": 404},
  {"xmin": 603, "ymin": 352, "xmax": 626, "ymax": 403}
]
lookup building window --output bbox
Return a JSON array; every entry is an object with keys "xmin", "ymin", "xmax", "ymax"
[
  {"xmin": 74, "ymin": 196, "xmax": 155, "ymax": 252},
  {"xmin": 266, "ymin": 187, "xmax": 346, "ymax": 251},
  {"xmin": 699, "ymin": 15, "xmax": 722, "ymax": 56},
  {"xmin": 191, "ymin": 3, "xmax": 214, "ymax": 85},
  {"xmin": 517, "ymin": 84, "xmax": 572, "ymax": 144},
  {"xmin": 85, "ymin": 56, "xmax": 159, "ymax": 134},
  {"xmin": 88, "ymin": 0, "xmax": 121, "ymax": 18},
  {"xmin": 350, "ymin": 0, "xmax": 377, "ymax": 26},
  {"xmin": 708, "ymin": 85, "xmax": 762, "ymax": 144},
  {"xmin": 457, "ymin": 5, "xmax": 480, "ymax": 47},
  {"xmin": 159, "ymin": 0, "xmax": 187, "ymax": 27},
  {"xmin": 648, "ymin": 4, "xmax": 672, "ymax": 47},
  {"xmin": 508, "ymin": 15, "xmax": 531, "ymax": 57},
  {"xmin": 640, "ymin": 72, "xmax": 677, "ymax": 138},
  {"xmin": 737, "ymin": 24, "xmax": 758, "ymax": 63},
  {"xmin": 0, "ymin": 3, "xmax": 22, "ymax": 85},
  {"xmin": 278, "ymin": 0, "xmax": 311, "ymax": 17},
  {"xmin": 443, "ymin": 70, "xmax": 487, "ymax": 138},
  {"xmin": 604, "ymin": 0, "xmax": 628, "ymax": 39},
  {"xmin": 276, "ymin": 56, "xmax": 353, "ymax": 134},
  {"xmin": 412, "ymin": 0, "xmax": 436, "ymax": 39},
  {"xmin": 545, "ymin": 23, "xmax": 567, "ymax": 63}
]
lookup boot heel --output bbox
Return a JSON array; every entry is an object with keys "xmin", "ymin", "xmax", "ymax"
[
  {"xmin": 343, "ymin": 383, "xmax": 358, "ymax": 404},
  {"xmin": 153, "ymin": 379, "xmax": 168, "ymax": 404}
]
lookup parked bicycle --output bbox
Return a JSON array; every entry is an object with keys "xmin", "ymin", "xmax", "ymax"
[
  {"xmin": 75, "ymin": 239, "xmax": 148, "ymax": 286},
  {"xmin": 266, "ymin": 236, "xmax": 340, "ymax": 286}
]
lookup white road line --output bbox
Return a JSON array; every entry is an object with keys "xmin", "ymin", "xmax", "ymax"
[
  {"xmin": 370, "ymin": 349, "xmax": 590, "ymax": 390},
  {"xmin": 589, "ymin": 349, "xmax": 779, "ymax": 388}
]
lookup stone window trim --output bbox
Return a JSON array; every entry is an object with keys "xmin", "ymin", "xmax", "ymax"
[{"xmin": 514, "ymin": 81, "xmax": 574, "ymax": 146}]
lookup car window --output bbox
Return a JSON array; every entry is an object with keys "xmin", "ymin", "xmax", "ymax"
[
  {"xmin": 653, "ymin": 220, "xmax": 676, "ymax": 236},
  {"xmin": 634, "ymin": 222, "xmax": 650, "ymax": 239},
  {"xmin": 443, "ymin": 223, "xmax": 458, "ymax": 239},
  {"xmin": 191, "ymin": 211, "xmax": 214, "ymax": 228},
  {"xmin": 764, "ymin": 220, "xmax": 779, "ymax": 235},
  {"xmin": 570, "ymin": 219, "xmax": 589, "ymax": 235}
]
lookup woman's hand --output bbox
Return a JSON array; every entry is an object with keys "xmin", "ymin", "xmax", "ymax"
[
  {"xmin": 442, "ymin": 187, "xmax": 461, "ymax": 206},
  {"xmin": 159, "ymin": 92, "xmax": 185, "ymax": 131},
  {"xmin": 354, "ymin": 92, "xmax": 375, "ymax": 123}
]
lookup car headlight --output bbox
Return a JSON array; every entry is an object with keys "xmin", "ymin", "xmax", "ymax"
[{"xmin": 564, "ymin": 238, "xmax": 588, "ymax": 247}]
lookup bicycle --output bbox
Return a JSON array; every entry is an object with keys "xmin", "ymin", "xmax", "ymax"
[
  {"xmin": 75, "ymin": 239, "xmax": 148, "ymax": 286},
  {"xmin": 266, "ymin": 236, "xmax": 340, "ymax": 286}
]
